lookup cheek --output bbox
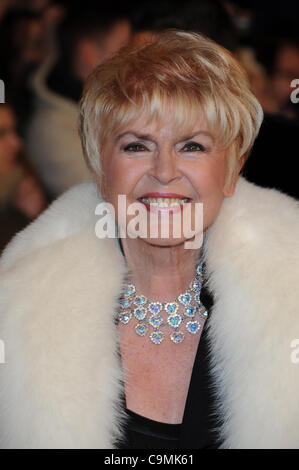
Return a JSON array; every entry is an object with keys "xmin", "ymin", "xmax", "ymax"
[
  {"xmin": 101, "ymin": 155, "xmax": 143, "ymax": 204},
  {"xmin": 100, "ymin": 149, "xmax": 121, "ymax": 200},
  {"xmin": 189, "ymin": 158, "xmax": 227, "ymax": 229},
  {"xmin": 190, "ymin": 156, "xmax": 227, "ymax": 196},
  {"xmin": 104, "ymin": 164, "xmax": 125, "ymax": 202}
]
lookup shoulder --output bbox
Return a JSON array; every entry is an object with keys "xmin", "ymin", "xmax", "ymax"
[
  {"xmin": 207, "ymin": 176, "xmax": 299, "ymax": 254},
  {"xmin": 0, "ymin": 182, "xmax": 101, "ymax": 271},
  {"xmin": 0, "ymin": 181, "xmax": 125, "ymax": 307},
  {"xmin": 205, "ymin": 177, "xmax": 299, "ymax": 290},
  {"xmin": 225, "ymin": 176, "xmax": 298, "ymax": 222},
  {"xmin": 0, "ymin": 182, "xmax": 126, "ymax": 448},
  {"xmin": 204, "ymin": 178, "xmax": 299, "ymax": 448},
  {"xmin": 0, "ymin": 181, "xmax": 124, "ymax": 335}
]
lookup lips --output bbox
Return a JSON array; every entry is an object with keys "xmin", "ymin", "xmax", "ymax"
[
  {"xmin": 139, "ymin": 193, "xmax": 192, "ymax": 199},
  {"xmin": 137, "ymin": 193, "xmax": 192, "ymax": 211}
]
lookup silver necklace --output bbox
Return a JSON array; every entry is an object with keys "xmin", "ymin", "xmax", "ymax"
[{"xmin": 117, "ymin": 263, "xmax": 208, "ymax": 345}]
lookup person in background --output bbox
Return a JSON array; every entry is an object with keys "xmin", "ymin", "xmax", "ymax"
[
  {"xmin": 0, "ymin": 2, "xmax": 65, "ymax": 136},
  {"xmin": 0, "ymin": 103, "xmax": 46, "ymax": 253},
  {"xmin": 130, "ymin": 0, "xmax": 237, "ymax": 51},
  {"xmin": 255, "ymin": 35, "xmax": 299, "ymax": 120},
  {"xmin": 25, "ymin": 4, "xmax": 131, "ymax": 199},
  {"xmin": 0, "ymin": 9, "xmax": 46, "ymax": 100}
]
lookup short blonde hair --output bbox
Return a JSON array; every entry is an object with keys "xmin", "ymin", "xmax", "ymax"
[{"xmin": 78, "ymin": 30, "xmax": 263, "ymax": 188}]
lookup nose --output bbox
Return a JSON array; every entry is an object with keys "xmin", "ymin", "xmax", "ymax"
[{"xmin": 149, "ymin": 148, "xmax": 182, "ymax": 185}]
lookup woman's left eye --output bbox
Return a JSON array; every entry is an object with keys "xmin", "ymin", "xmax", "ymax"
[
  {"xmin": 123, "ymin": 143, "xmax": 147, "ymax": 152},
  {"xmin": 182, "ymin": 141, "xmax": 207, "ymax": 152}
]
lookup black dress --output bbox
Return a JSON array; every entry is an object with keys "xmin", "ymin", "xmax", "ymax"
[{"xmin": 115, "ymin": 261, "xmax": 221, "ymax": 449}]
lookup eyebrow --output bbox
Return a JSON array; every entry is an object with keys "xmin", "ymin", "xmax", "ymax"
[
  {"xmin": 115, "ymin": 132, "xmax": 153, "ymax": 142},
  {"xmin": 179, "ymin": 131, "xmax": 213, "ymax": 141},
  {"xmin": 115, "ymin": 130, "xmax": 214, "ymax": 142}
]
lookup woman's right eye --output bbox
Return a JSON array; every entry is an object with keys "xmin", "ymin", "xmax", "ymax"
[{"xmin": 123, "ymin": 143, "xmax": 148, "ymax": 152}]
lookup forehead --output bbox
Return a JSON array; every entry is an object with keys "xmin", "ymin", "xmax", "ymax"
[{"xmin": 110, "ymin": 105, "xmax": 212, "ymax": 141}]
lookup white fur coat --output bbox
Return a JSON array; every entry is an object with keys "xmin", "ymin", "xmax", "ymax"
[{"xmin": 0, "ymin": 178, "xmax": 299, "ymax": 449}]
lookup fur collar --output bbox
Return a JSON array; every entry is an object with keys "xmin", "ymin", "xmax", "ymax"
[{"xmin": 0, "ymin": 178, "xmax": 299, "ymax": 448}]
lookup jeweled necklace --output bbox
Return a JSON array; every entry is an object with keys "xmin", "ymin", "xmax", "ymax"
[{"xmin": 117, "ymin": 263, "xmax": 208, "ymax": 345}]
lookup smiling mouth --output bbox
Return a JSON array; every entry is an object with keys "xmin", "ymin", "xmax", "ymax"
[{"xmin": 138, "ymin": 193, "xmax": 192, "ymax": 209}]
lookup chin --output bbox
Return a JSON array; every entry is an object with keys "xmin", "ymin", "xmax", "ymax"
[{"xmin": 139, "ymin": 236, "xmax": 187, "ymax": 247}]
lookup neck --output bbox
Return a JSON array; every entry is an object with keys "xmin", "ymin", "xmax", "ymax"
[{"xmin": 121, "ymin": 237, "xmax": 201, "ymax": 302}]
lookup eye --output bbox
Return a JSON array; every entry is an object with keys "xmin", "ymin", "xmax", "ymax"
[
  {"xmin": 182, "ymin": 141, "xmax": 207, "ymax": 152},
  {"xmin": 123, "ymin": 142, "xmax": 148, "ymax": 152}
]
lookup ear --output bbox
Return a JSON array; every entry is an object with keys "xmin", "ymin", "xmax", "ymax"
[
  {"xmin": 77, "ymin": 39, "xmax": 104, "ymax": 71},
  {"xmin": 239, "ymin": 154, "xmax": 246, "ymax": 172},
  {"xmin": 223, "ymin": 155, "xmax": 245, "ymax": 197}
]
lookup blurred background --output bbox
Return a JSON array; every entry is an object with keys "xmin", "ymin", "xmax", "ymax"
[{"xmin": 1, "ymin": 0, "xmax": 299, "ymax": 253}]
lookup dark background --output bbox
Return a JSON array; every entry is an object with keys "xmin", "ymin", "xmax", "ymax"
[{"xmin": 1, "ymin": 0, "xmax": 299, "ymax": 252}]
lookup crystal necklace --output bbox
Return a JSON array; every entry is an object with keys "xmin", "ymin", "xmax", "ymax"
[{"xmin": 117, "ymin": 263, "xmax": 208, "ymax": 345}]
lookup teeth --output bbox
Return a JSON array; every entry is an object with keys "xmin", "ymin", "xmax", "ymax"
[{"xmin": 140, "ymin": 197, "xmax": 189, "ymax": 207}]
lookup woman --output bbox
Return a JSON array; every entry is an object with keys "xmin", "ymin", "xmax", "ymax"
[{"xmin": 0, "ymin": 31, "xmax": 299, "ymax": 449}]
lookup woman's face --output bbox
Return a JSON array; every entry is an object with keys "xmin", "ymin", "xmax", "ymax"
[
  {"xmin": 100, "ymin": 109, "xmax": 241, "ymax": 246},
  {"xmin": 0, "ymin": 106, "xmax": 22, "ymax": 174}
]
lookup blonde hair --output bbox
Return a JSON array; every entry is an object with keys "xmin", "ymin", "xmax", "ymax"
[{"xmin": 79, "ymin": 30, "xmax": 263, "ymax": 188}]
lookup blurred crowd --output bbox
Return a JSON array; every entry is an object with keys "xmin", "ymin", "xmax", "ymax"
[{"xmin": 1, "ymin": 0, "xmax": 299, "ymax": 252}]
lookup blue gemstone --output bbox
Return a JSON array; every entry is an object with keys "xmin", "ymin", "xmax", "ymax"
[
  {"xmin": 198, "ymin": 305, "xmax": 208, "ymax": 318},
  {"xmin": 124, "ymin": 284, "xmax": 135, "ymax": 297},
  {"xmin": 149, "ymin": 302, "xmax": 162, "ymax": 314},
  {"xmin": 134, "ymin": 307, "xmax": 147, "ymax": 320},
  {"xmin": 121, "ymin": 298, "xmax": 131, "ymax": 307},
  {"xmin": 167, "ymin": 314, "xmax": 182, "ymax": 327},
  {"xmin": 170, "ymin": 331, "xmax": 185, "ymax": 344},
  {"xmin": 186, "ymin": 321, "xmax": 200, "ymax": 334},
  {"xmin": 134, "ymin": 295, "xmax": 146, "ymax": 306},
  {"xmin": 149, "ymin": 314, "xmax": 163, "ymax": 328},
  {"xmin": 191, "ymin": 280, "xmax": 201, "ymax": 292},
  {"xmin": 119, "ymin": 311, "xmax": 132, "ymax": 324},
  {"xmin": 178, "ymin": 293, "xmax": 192, "ymax": 306},
  {"xmin": 166, "ymin": 302, "xmax": 178, "ymax": 314},
  {"xmin": 135, "ymin": 323, "xmax": 148, "ymax": 336},
  {"xmin": 196, "ymin": 265, "xmax": 203, "ymax": 276},
  {"xmin": 150, "ymin": 330, "xmax": 165, "ymax": 344},
  {"xmin": 185, "ymin": 306, "xmax": 195, "ymax": 317}
]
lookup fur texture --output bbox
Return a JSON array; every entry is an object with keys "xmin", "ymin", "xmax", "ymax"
[{"xmin": 0, "ymin": 178, "xmax": 299, "ymax": 448}]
